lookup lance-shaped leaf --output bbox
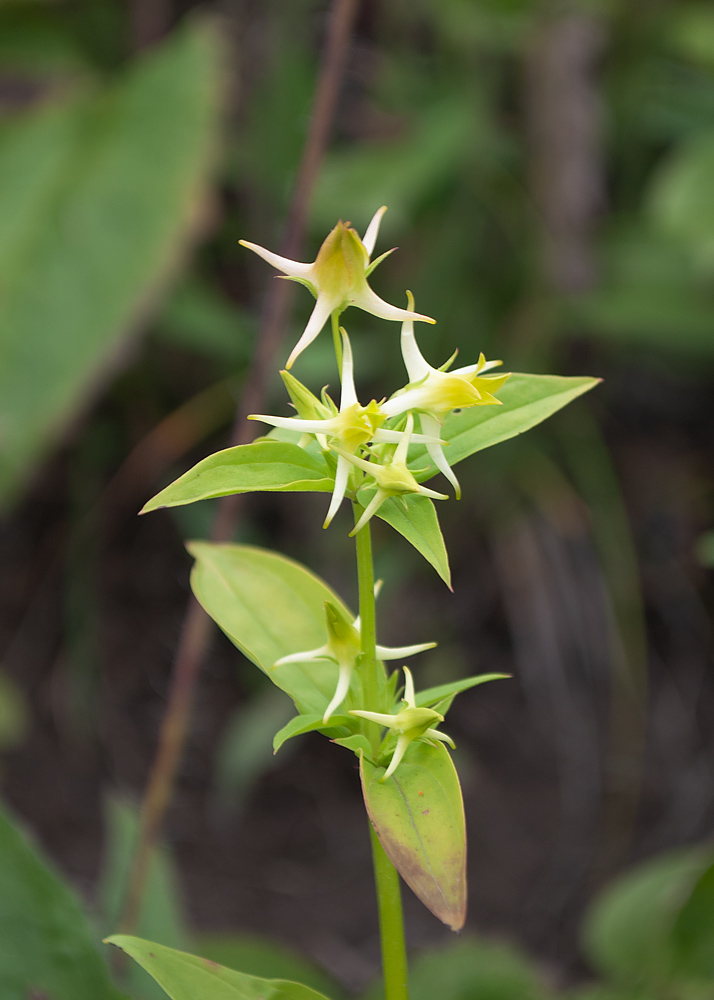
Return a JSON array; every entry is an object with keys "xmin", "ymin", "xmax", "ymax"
[
  {"xmin": 360, "ymin": 741, "xmax": 467, "ymax": 931},
  {"xmin": 0, "ymin": 23, "xmax": 223, "ymax": 507},
  {"xmin": 106, "ymin": 935, "xmax": 333, "ymax": 1000},
  {"xmin": 415, "ymin": 673, "xmax": 509, "ymax": 713},
  {"xmin": 142, "ymin": 441, "xmax": 334, "ymax": 512},
  {"xmin": 0, "ymin": 802, "xmax": 125, "ymax": 1000},
  {"xmin": 408, "ymin": 373, "xmax": 600, "ymax": 479},
  {"xmin": 188, "ymin": 542, "xmax": 354, "ymax": 716},
  {"xmin": 272, "ymin": 713, "xmax": 354, "ymax": 754},
  {"xmin": 357, "ymin": 490, "xmax": 451, "ymax": 588}
]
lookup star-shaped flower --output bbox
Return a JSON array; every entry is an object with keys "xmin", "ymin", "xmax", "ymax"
[
  {"xmin": 250, "ymin": 330, "xmax": 442, "ymax": 528},
  {"xmin": 351, "ymin": 666, "xmax": 455, "ymax": 781},
  {"xmin": 335, "ymin": 411, "xmax": 448, "ymax": 536},
  {"xmin": 382, "ymin": 293, "xmax": 511, "ymax": 498},
  {"xmin": 274, "ymin": 601, "xmax": 436, "ymax": 724},
  {"xmin": 240, "ymin": 208, "xmax": 435, "ymax": 368}
]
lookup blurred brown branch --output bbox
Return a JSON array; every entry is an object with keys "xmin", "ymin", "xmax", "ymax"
[{"xmin": 117, "ymin": 0, "xmax": 361, "ymax": 938}]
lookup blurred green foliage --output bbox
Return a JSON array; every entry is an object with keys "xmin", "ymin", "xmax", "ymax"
[{"xmin": 0, "ymin": 0, "xmax": 713, "ymax": 996}]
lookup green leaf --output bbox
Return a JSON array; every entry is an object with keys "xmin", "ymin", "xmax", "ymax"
[
  {"xmin": 272, "ymin": 713, "xmax": 354, "ymax": 753},
  {"xmin": 188, "ymin": 542, "xmax": 353, "ymax": 716},
  {"xmin": 143, "ymin": 441, "xmax": 334, "ymax": 512},
  {"xmin": 409, "ymin": 374, "xmax": 600, "ymax": 478},
  {"xmin": 582, "ymin": 846, "xmax": 711, "ymax": 986},
  {"xmin": 192, "ymin": 933, "xmax": 342, "ymax": 1000},
  {"xmin": 0, "ymin": 23, "xmax": 223, "ymax": 506},
  {"xmin": 0, "ymin": 801, "xmax": 125, "ymax": 1000},
  {"xmin": 360, "ymin": 742, "xmax": 466, "ymax": 930},
  {"xmin": 670, "ymin": 857, "xmax": 714, "ymax": 981},
  {"xmin": 332, "ymin": 734, "xmax": 374, "ymax": 757},
  {"xmin": 415, "ymin": 673, "xmax": 510, "ymax": 710},
  {"xmin": 106, "ymin": 935, "xmax": 333, "ymax": 1000},
  {"xmin": 358, "ymin": 491, "xmax": 451, "ymax": 588}
]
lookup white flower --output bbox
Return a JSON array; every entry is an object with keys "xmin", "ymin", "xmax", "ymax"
[
  {"xmin": 240, "ymin": 208, "xmax": 435, "ymax": 368},
  {"xmin": 274, "ymin": 601, "xmax": 436, "ymax": 724},
  {"xmin": 250, "ymin": 330, "xmax": 442, "ymax": 528},
  {"xmin": 351, "ymin": 666, "xmax": 455, "ymax": 781},
  {"xmin": 382, "ymin": 293, "xmax": 510, "ymax": 498}
]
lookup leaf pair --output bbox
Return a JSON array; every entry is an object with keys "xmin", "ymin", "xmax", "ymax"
[{"xmin": 144, "ymin": 373, "xmax": 599, "ymax": 587}]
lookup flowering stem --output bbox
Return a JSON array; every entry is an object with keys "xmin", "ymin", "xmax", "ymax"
[
  {"xmin": 353, "ymin": 504, "xmax": 408, "ymax": 1000},
  {"xmin": 352, "ymin": 503, "xmax": 381, "ymax": 749},
  {"xmin": 331, "ymin": 309, "xmax": 343, "ymax": 374},
  {"xmin": 370, "ymin": 824, "xmax": 409, "ymax": 1000}
]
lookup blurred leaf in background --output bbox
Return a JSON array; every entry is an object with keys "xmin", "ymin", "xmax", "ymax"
[{"xmin": 0, "ymin": 19, "xmax": 224, "ymax": 507}]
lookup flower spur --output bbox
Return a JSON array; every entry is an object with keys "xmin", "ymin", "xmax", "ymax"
[{"xmin": 239, "ymin": 207, "xmax": 435, "ymax": 368}]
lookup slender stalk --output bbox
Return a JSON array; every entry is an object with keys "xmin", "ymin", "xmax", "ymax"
[
  {"xmin": 353, "ymin": 504, "xmax": 409, "ymax": 1000},
  {"xmin": 331, "ymin": 310, "xmax": 343, "ymax": 373},
  {"xmin": 352, "ymin": 504, "xmax": 381, "ymax": 737},
  {"xmin": 370, "ymin": 825, "xmax": 409, "ymax": 1000}
]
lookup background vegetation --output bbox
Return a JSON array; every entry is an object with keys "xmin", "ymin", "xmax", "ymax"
[{"xmin": 1, "ymin": 0, "xmax": 713, "ymax": 997}]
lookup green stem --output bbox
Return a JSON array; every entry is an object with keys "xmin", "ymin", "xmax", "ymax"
[
  {"xmin": 370, "ymin": 824, "xmax": 409, "ymax": 1000},
  {"xmin": 353, "ymin": 505, "xmax": 408, "ymax": 1000},
  {"xmin": 352, "ymin": 503, "xmax": 381, "ymax": 735},
  {"xmin": 331, "ymin": 310, "xmax": 343, "ymax": 373}
]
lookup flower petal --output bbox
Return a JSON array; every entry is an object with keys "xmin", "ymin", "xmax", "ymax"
[
  {"xmin": 353, "ymin": 285, "xmax": 436, "ymax": 326},
  {"xmin": 420, "ymin": 412, "xmax": 461, "ymax": 499},
  {"xmin": 323, "ymin": 453, "xmax": 350, "ymax": 528},
  {"xmin": 239, "ymin": 240, "xmax": 314, "ymax": 279},
  {"xmin": 361, "ymin": 205, "xmax": 388, "ymax": 257},
  {"xmin": 350, "ymin": 488, "xmax": 387, "ymax": 535},
  {"xmin": 400, "ymin": 292, "xmax": 431, "ymax": 382},
  {"xmin": 376, "ymin": 641, "xmax": 436, "ymax": 661},
  {"xmin": 339, "ymin": 329, "xmax": 358, "ymax": 409},
  {"xmin": 403, "ymin": 666, "xmax": 416, "ymax": 707},
  {"xmin": 323, "ymin": 661, "xmax": 353, "ymax": 723},
  {"xmin": 286, "ymin": 294, "xmax": 339, "ymax": 369},
  {"xmin": 274, "ymin": 644, "xmax": 330, "ymax": 666}
]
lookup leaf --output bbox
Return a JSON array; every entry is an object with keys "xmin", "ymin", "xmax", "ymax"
[
  {"xmin": 360, "ymin": 741, "xmax": 467, "ymax": 931},
  {"xmin": 272, "ymin": 713, "xmax": 353, "ymax": 753},
  {"xmin": 188, "ymin": 542, "xmax": 353, "ymax": 716},
  {"xmin": 192, "ymin": 933, "xmax": 342, "ymax": 1000},
  {"xmin": 0, "ymin": 801, "xmax": 125, "ymax": 1000},
  {"xmin": 0, "ymin": 23, "xmax": 223, "ymax": 506},
  {"xmin": 409, "ymin": 374, "xmax": 600, "ymax": 478},
  {"xmin": 106, "ymin": 935, "xmax": 334, "ymax": 1000},
  {"xmin": 670, "ymin": 857, "xmax": 714, "ymax": 981},
  {"xmin": 582, "ymin": 846, "xmax": 711, "ymax": 986},
  {"xmin": 143, "ymin": 441, "xmax": 334, "ymax": 512},
  {"xmin": 332, "ymin": 734, "xmax": 373, "ymax": 757},
  {"xmin": 649, "ymin": 131, "xmax": 714, "ymax": 274},
  {"xmin": 358, "ymin": 490, "xmax": 451, "ymax": 588},
  {"xmin": 415, "ymin": 673, "xmax": 510, "ymax": 710}
]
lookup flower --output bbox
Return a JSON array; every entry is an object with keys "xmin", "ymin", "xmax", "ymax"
[
  {"xmin": 350, "ymin": 666, "xmax": 455, "ymax": 781},
  {"xmin": 335, "ymin": 411, "xmax": 448, "ymax": 535},
  {"xmin": 274, "ymin": 600, "xmax": 436, "ymax": 724},
  {"xmin": 250, "ymin": 330, "xmax": 442, "ymax": 528},
  {"xmin": 382, "ymin": 293, "xmax": 511, "ymax": 498},
  {"xmin": 239, "ymin": 208, "xmax": 435, "ymax": 368}
]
